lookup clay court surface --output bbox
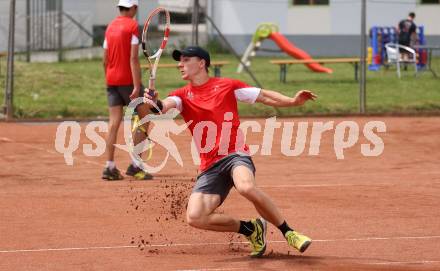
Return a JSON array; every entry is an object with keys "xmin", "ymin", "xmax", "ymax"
[{"xmin": 1, "ymin": 116, "xmax": 439, "ymax": 271}]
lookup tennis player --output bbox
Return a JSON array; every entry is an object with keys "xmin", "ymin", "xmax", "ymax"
[
  {"xmin": 102, "ymin": 0, "xmax": 152, "ymax": 180},
  {"xmin": 145, "ymin": 46, "xmax": 316, "ymax": 257}
]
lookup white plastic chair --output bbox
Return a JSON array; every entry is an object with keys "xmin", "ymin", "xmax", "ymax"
[{"xmin": 384, "ymin": 43, "xmax": 417, "ymax": 78}]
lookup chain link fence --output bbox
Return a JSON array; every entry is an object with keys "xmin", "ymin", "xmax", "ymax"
[{"xmin": 0, "ymin": 0, "xmax": 94, "ymax": 57}]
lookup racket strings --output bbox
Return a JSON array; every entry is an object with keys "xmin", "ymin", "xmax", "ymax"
[{"xmin": 143, "ymin": 10, "xmax": 169, "ymax": 59}]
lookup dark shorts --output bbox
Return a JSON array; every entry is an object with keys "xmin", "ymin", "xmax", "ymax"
[
  {"xmin": 106, "ymin": 85, "xmax": 145, "ymax": 107},
  {"xmin": 193, "ymin": 153, "xmax": 256, "ymax": 204}
]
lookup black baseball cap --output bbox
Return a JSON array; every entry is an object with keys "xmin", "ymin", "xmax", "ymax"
[{"xmin": 172, "ymin": 46, "xmax": 211, "ymax": 68}]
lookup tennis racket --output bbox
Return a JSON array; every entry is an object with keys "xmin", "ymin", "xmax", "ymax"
[{"xmin": 141, "ymin": 7, "xmax": 170, "ymax": 98}]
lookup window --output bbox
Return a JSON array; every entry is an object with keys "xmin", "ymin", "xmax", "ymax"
[{"xmin": 293, "ymin": 0, "xmax": 329, "ymax": 5}]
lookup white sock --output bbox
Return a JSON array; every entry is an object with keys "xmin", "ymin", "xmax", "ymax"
[{"xmin": 106, "ymin": 161, "xmax": 115, "ymax": 169}]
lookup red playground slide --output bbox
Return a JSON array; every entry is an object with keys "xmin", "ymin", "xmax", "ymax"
[{"xmin": 269, "ymin": 32, "xmax": 332, "ymax": 73}]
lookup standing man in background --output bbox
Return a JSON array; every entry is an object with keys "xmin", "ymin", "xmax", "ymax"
[
  {"xmin": 102, "ymin": 0, "xmax": 152, "ymax": 181},
  {"xmin": 398, "ymin": 12, "xmax": 417, "ymax": 50}
]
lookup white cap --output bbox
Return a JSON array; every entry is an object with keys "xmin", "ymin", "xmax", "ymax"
[{"xmin": 117, "ymin": 0, "xmax": 138, "ymax": 8}]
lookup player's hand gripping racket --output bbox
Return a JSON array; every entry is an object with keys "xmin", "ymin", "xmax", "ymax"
[{"xmin": 141, "ymin": 7, "xmax": 170, "ymax": 103}]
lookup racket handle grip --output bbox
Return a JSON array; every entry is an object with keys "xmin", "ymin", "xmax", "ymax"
[{"xmin": 147, "ymin": 89, "xmax": 155, "ymax": 97}]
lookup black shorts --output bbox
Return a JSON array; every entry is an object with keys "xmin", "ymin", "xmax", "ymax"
[
  {"xmin": 193, "ymin": 153, "xmax": 256, "ymax": 204},
  {"xmin": 106, "ymin": 85, "xmax": 145, "ymax": 107}
]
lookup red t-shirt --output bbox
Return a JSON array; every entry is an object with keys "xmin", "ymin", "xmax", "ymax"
[
  {"xmin": 169, "ymin": 77, "xmax": 258, "ymax": 172},
  {"xmin": 104, "ymin": 16, "xmax": 139, "ymax": 86}
]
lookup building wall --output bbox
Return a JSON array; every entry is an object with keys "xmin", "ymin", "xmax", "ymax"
[
  {"xmin": 208, "ymin": 0, "xmax": 288, "ymax": 35},
  {"xmin": 158, "ymin": 0, "xmax": 206, "ymax": 13},
  {"xmin": 220, "ymin": 0, "xmax": 440, "ymax": 57},
  {"xmin": 0, "ymin": 0, "xmax": 162, "ymax": 52},
  {"xmin": 287, "ymin": 6, "xmax": 331, "ymax": 35},
  {"xmin": 94, "ymin": 0, "xmax": 119, "ymax": 26},
  {"xmin": 286, "ymin": 0, "xmax": 440, "ymax": 36},
  {"xmin": 0, "ymin": 0, "xmax": 95, "ymax": 52},
  {"xmin": 1, "ymin": 0, "xmax": 439, "ymax": 55},
  {"xmin": 416, "ymin": 4, "xmax": 440, "ymax": 35},
  {"xmin": 94, "ymin": 0, "xmax": 159, "ymax": 26},
  {"xmin": 330, "ymin": 0, "xmax": 416, "ymax": 35},
  {"xmin": 137, "ymin": 0, "xmax": 160, "ymax": 25},
  {"xmin": 0, "ymin": 0, "xmax": 26, "ymax": 52}
]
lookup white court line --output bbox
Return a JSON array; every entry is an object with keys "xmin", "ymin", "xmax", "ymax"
[
  {"xmin": 259, "ymin": 183, "xmax": 393, "ymax": 188},
  {"xmin": 1, "ymin": 235, "xmax": 440, "ymax": 254},
  {"xmin": 176, "ymin": 268, "xmax": 244, "ymax": 271},
  {"xmin": 314, "ymin": 235, "xmax": 440, "ymax": 242},
  {"xmin": 0, "ymin": 245, "xmax": 136, "ymax": 253},
  {"xmin": 368, "ymin": 260, "xmax": 440, "ymax": 265},
  {"xmin": 175, "ymin": 260, "xmax": 440, "ymax": 271}
]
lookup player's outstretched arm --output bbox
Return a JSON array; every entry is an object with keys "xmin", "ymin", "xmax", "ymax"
[
  {"xmin": 159, "ymin": 97, "xmax": 178, "ymax": 113},
  {"xmin": 255, "ymin": 89, "xmax": 317, "ymax": 107},
  {"xmin": 144, "ymin": 90, "xmax": 177, "ymax": 114}
]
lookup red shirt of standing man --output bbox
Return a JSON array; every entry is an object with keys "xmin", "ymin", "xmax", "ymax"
[{"xmin": 103, "ymin": 0, "xmax": 152, "ymax": 181}]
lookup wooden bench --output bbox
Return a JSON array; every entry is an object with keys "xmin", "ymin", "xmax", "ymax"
[
  {"xmin": 141, "ymin": 61, "xmax": 229, "ymax": 77},
  {"xmin": 270, "ymin": 58, "xmax": 362, "ymax": 83}
]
